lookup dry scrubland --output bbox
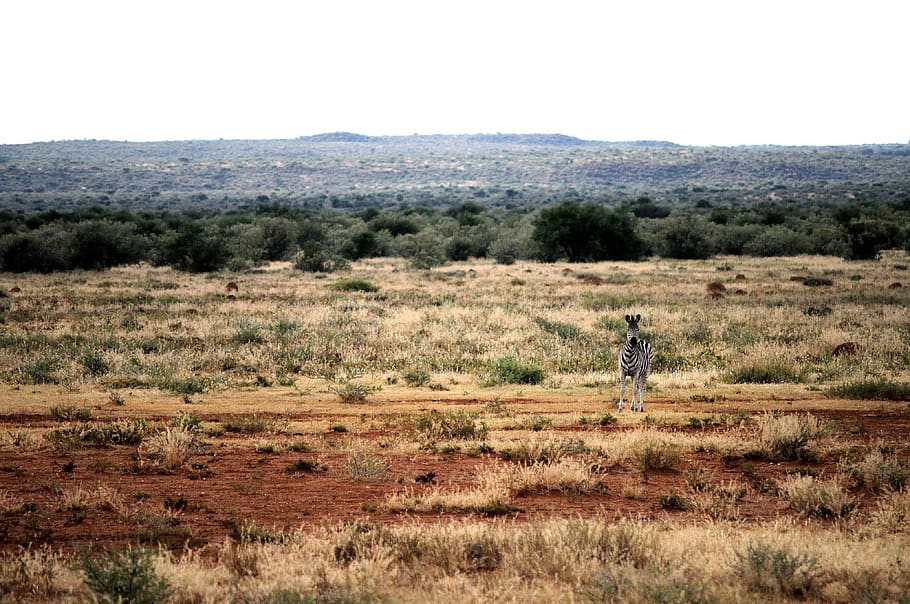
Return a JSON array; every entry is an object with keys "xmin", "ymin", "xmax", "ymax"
[{"xmin": 1, "ymin": 253, "xmax": 910, "ymax": 603}]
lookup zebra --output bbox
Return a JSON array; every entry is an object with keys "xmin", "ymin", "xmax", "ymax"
[{"xmin": 618, "ymin": 313, "xmax": 654, "ymax": 412}]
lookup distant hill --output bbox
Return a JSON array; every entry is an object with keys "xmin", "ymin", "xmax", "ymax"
[
  {"xmin": 1, "ymin": 135, "xmax": 908, "ymax": 212},
  {"xmin": 299, "ymin": 132, "xmax": 376, "ymax": 142}
]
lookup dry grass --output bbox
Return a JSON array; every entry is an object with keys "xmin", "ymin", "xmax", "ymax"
[
  {"xmin": 138, "ymin": 426, "xmax": 198, "ymax": 471},
  {"xmin": 4, "ymin": 519, "xmax": 908, "ymax": 603},
  {"xmin": 1, "ymin": 254, "xmax": 909, "ymax": 601},
  {"xmin": 0, "ymin": 253, "xmax": 907, "ymax": 417}
]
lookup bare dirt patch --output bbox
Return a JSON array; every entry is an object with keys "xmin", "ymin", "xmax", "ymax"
[{"xmin": 3, "ymin": 402, "xmax": 907, "ymax": 555}]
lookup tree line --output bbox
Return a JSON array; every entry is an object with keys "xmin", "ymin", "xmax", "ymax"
[{"xmin": 0, "ymin": 196, "xmax": 908, "ymax": 274}]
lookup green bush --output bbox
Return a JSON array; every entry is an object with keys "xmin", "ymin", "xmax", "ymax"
[
  {"xmin": 779, "ymin": 475, "xmax": 856, "ymax": 519},
  {"xmin": 533, "ymin": 317, "xmax": 583, "ymax": 339},
  {"xmin": 332, "ymin": 381, "xmax": 376, "ymax": 403},
  {"xmin": 754, "ymin": 413, "xmax": 821, "ymax": 462},
  {"xmin": 80, "ymin": 548, "xmax": 170, "ymax": 604},
  {"xmin": 488, "ymin": 356, "xmax": 545, "ymax": 385},
  {"xmin": 412, "ymin": 410, "xmax": 488, "ymax": 442},
  {"xmin": 734, "ymin": 541, "xmax": 820, "ymax": 598},
  {"xmin": 223, "ymin": 415, "xmax": 277, "ymax": 434},
  {"xmin": 81, "ymin": 349, "xmax": 111, "ymax": 377},
  {"xmin": 828, "ymin": 379, "xmax": 910, "ymax": 401},
  {"xmin": 532, "ymin": 201, "xmax": 645, "ymax": 262},
  {"xmin": 19, "ymin": 355, "xmax": 62, "ymax": 384},
  {"xmin": 45, "ymin": 419, "xmax": 149, "ymax": 450},
  {"xmin": 402, "ymin": 367, "xmax": 431, "ymax": 387},
  {"xmin": 657, "ymin": 214, "xmax": 716, "ymax": 259},
  {"xmin": 725, "ymin": 360, "xmax": 800, "ymax": 384},
  {"xmin": 330, "ymin": 278, "xmax": 379, "ymax": 293}
]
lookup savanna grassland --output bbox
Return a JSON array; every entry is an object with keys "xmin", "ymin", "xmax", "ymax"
[{"xmin": 1, "ymin": 253, "xmax": 910, "ymax": 603}]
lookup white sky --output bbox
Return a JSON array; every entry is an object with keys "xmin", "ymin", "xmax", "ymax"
[{"xmin": 1, "ymin": 0, "xmax": 907, "ymax": 146}]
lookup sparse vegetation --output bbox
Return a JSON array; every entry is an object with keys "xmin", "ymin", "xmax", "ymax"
[{"xmin": 0, "ymin": 252, "xmax": 908, "ymax": 603}]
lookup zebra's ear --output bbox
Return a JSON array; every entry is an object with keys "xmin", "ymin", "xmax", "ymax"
[
  {"xmin": 625, "ymin": 314, "xmax": 632, "ymax": 323},
  {"xmin": 635, "ymin": 314, "xmax": 641, "ymax": 323}
]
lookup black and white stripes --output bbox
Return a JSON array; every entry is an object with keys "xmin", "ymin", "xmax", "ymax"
[{"xmin": 618, "ymin": 313, "xmax": 654, "ymax": 412}]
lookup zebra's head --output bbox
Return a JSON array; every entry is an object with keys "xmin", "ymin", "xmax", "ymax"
[{"xmin": 625, "ymin": 314, "xmax": 642, "ymax": 346}]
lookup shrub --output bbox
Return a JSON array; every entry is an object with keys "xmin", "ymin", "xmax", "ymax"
[
  {"xmin": 633, "ymin": 436, "xmax": 681, "ymax": 471},
  {"xmin": 532, "ymin": 201, "xmax": 645, "ymax": 262},
  {"xmin": 402, "ymin": 367, "xmax": 431, "ymax": 387},
  {"xmin": 828, "ymin": 379, "xmax": 910, "ymax": 401},
  {"xmin": 81, "ymin": 349, "xmax": 111, "ymax": 377},
  {"xmin": 778, "ymin": 475, "xmax": 856, "ymax": 518},
  {"xmin": 44, "ymin": 419, "xmax": 149, "ymax": 451},
  {"xmin": 725, "ymin": 360, "xmax": 800, "ymax": 384},
  {"xmin": 19, "ymin": 355, "xmax": 62, "ymax": 385},
  {"xmin": 734, "ymin": 541, "xmax": 820, "ymax": 599},
  {"xmin": 754, "ymin": 413, "xmax": 821, "ymax": 461},
  {"xmin": 658, "ymin": 491, "xmax": 691, "ymax": 511},
  {"xmin": 344, "ymin": 450, "xmax": 390, "ymax": 480},
  {"xmin": 493, "ymin": 459, "xmax": 601, "ymax": 496},
  {"xmin": 223, "ymin": 415, "xmax": 278, "ymax": 434},
  {"xmin": 533, "ymin": 317, "xmax": 583, "ymax": 339},
  {"xmin": 285, "ymin": 459, "xmax": 327, "ymax": 474},
  {"xmin": 870, "ymin": 490, "xmax": 910, "ymax": 534},
  {"xmin": 498, "ymin": 437, "xmax": 588, "ymax": 464},
  {"xmin": 488, "ymin": 356, "xmax": 545, "ymax": 385},
  {"xmin": 840, "ymin": 449, "xmax": 908, "ymax": 492},
  {"xmin": 166, "ymin": 376, "xmax": 208, "ymax": 395},
  {"xmin": 332, "ymin": 381, "xmax": 376, "ymax": 403},
  {"xmin": 80, "ymin": 548, "xmax": 170, "ymax": 604},
  {"xmin": 139, "ymin": 427, "xmax": 197, "ymax": 471},
  {"xmin": 577, "ymin": 412, "xmax": 617, "ymax": 426},
  {"xmin": 49, "ymin": 404, "xmax": 92, "ymax": 422},
  {"xmin": 329, "ymin": 278, "xmax": 378, "ymax": 293},
  {"xmin": 411, "ymin": 410, "xmax": 488, "ymax": 442},
  {"xmin": 293, "ymin": 243, "xmax": 349, "ymax": 273}
]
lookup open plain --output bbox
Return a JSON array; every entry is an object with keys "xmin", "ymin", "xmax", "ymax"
[{"xmin": 1, "ymin": 254, "xmax": 909, "ymax": 602}]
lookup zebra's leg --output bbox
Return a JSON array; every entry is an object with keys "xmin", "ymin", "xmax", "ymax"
[
  {"xmin": 618, "ymin": 375, "xmax": 626, "ymax": 412},
  {"xmin": 633, "ymin": 375, "xmax": 644, "ymax": 412}
]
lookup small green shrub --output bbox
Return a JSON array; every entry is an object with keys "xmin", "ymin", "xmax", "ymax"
[
  {"xmin": 49, "ymin": 404, "xmax": 93, "ymax": 422},
  {"xmin": 754, "ymin": 413, "xmax": 821, "ymax": 461},
  {"xmin": 233, "ymin": 322, "xmax": 265, "ymax": 345},
  {"xmin": 634, "ymin": 437, "xmax": 681, "ymax": 471},
  {"xmin": 412, "ymin": 410, "xmax": 488, "ymax": 442},
  {"xmin": 285, "ymin": 459, "xmax": 327, "ymax": 474},
  {"xmin": 332, "ymin": 381, "xmax": 376, "ymax": 403},
  {"xmin": 734, "ymin": 541, "xmax": 820, "ymax": 598},
  {"xmin": 170, "ymin": 411, "xmax": 202, "ymax": 433},
  {"xmin": 828, "ymin": 379, "xmax": 910, "ymax": 401},
  {"xmin": 45, "ymin": 419, "xmax": 149, "ymax": 451},
  {"xmin": 802, "ymin": 277, "xmax": 833, "ymax": 286},
  {"xmin": 498, "ymin": 437, "xmax": 588, "ymax": 464},
  {"xmin": 223, "ymin": 415, "xmax": 277, "ymax": 434},
  {"xmin": 166, "ymin": 376, "xmax": 208, "ymax": 395},
  {"xmin": 81, "ymin": 349, "xmax": 111, "ymax": 377},
  {"xmin": 488, "ymin": 356, "xmax": 545, "ymax": 385},
  {"xmin": 80, "ymin": 548, "xmax": 170, "ymax": 604},
  {"xmin": 725, "ymin": 360, "xmax": 800, "ymax": 384},
  {"xmin": 840, "ymin": 449, "xmax": 908, "ymax": 492},
  {"xmin": 779, "ymin": 475, "xmax": 856, "ymax": 518},
  {"xmin": 658, "ymin": 492, "xmax": 691, "ymax": 511},
  {"xmin": 330, "ymin": 278, "xmax": 378, "ymax": 293},
  {"xmin": 402, "ymin": 368, "xmax": 431, "ymax": 387},
  {"xmin": 19, "ymin": 355, "xmax": 61, "ymax": 384},
  {"xmin": 533, "ymin": 317, "xmax": 582, "ymax": 339},
  {"xmin": 344, "ymin": 450, "xmax": 389, "ymax": 480}
]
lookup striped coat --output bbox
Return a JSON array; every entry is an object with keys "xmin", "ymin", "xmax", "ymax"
[{"xmin": 619, "ymin": 314, "xmax": 654, "ymax": 412}]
